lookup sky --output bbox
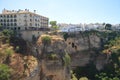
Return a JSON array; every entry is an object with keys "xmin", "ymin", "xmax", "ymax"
[{"xmin": 0, "ymin": 0, "xmax": 120, "ymax": 24}]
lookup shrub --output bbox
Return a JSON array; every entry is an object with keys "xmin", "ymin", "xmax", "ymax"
[
  {"xmin": 79, "ymin": 77, "xmax": 88, "ymax": 80},
  {"xmin": 0, "ymin": 64, "xmax": 11, "ymax": 80},
  {"xmin": 63, "ymin": 52, "xmax": 71, "ymax": 66},
  {"xmin": 41, "ymin": 35, "xmax": 51, "ymax": 46},
  {"xmin": 5, "ymin": 48, "xmax": 14, "ymax": 56}
]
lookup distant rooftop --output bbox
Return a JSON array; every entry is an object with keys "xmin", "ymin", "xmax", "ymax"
[
  {"xmin": 1, "ymin": 8, "xmax": 48, "ymax": 19},
  {"xmin": 2, "ymin": 8, "xmax": 37, "ymax": 14}
]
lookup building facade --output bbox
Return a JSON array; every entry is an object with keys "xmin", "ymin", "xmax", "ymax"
[{"xmin": 0, "ymin": 9, "xmax": 49, "ymax": 30}]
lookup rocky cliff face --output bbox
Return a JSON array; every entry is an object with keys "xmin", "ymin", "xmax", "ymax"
[
  {"xmin": 64, "ymin": 32, "xmax": 107, "ymax": 70},
  {"xmin": 26, "ymin": 33, "xmax": 107, "ymax": 80},
  {"xmin": 29, "ymin": 34, "xmax": 70, "ymax": 80}
]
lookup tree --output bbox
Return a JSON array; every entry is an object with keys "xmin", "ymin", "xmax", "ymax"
[
  {"xmin": 50, "ymin": 21, "xmax": 57, "ymax": 27},
  {"xmin": 0, "ymin": 64, "xmax": 11, "ymax": 80},
  {"xmin": 50, "ymin": 21, "xmax": 59, "ymax": 31},
  {"xmin": 105, "ymin": 23, "xmax": 112, "ymax": 30}
]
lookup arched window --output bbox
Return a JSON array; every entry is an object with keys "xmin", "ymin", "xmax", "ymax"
[
  {"xmin": 7, "ymin": 19, "xmax": 9, "ymax": 22},
  {"xmin": 10, "ymin": 15, "xmax": 13, "ymax": 18},
  {"xmin": 14, "ymin": 15, "xmax": 16, "ymax": 18},
  {"xmin": 4, "ymin": 19, "xmax": 6, "ymax": 22},
  {"xmin": 7, "ymin": 23, "xmax": 9, "ymax": 26},
  {"xmin": 7, "ymin": 15, "xmax": 9, "ymax": 18},
  {"xmin": 4, "ymin": 23, "xmax": 6, "ymax": 26},
  {"xmin": 14, "ymin": 23, "xmax": 17, "ymax": 26},
  {"xmin": 11, "ymin": 23, "xmax": 13, "ymax": 26}
]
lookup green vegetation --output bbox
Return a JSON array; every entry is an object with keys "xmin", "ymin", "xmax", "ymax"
[
  {"xmin": 0, "ymin": 64, "xmax": 11, "ymax": 80},
  {"xmin": 47, "ymin": 53, "xmax": 58, "ymax": 60},
  {"xmin": 63, "ymin": 52, "xmax": 71, "ymax": 66},
  {"xmin": 105, "ymin": 23, "xmax": 112, "ymax": 30},
  {"xmin": 41, "ymin": 35, "xmax": 51, "ymax": 46},
  {"xmin": 50, "ymin": 21, "xmax": 59, "ymax": 31}
]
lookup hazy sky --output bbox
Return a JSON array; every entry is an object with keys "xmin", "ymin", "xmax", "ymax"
[{"xmin": 0, "ymin": 0, "xmax": 120, "ymax": 24}]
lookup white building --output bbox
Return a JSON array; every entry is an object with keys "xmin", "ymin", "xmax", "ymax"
[
  {"xmin": 0, "ymin": 9, "xmax": 49, "ymax": 41},
  {"xmin": 59, "ymin": 25, "xmax": 84, "ymax": 32},
  {"xmin": 0, "ymin": 9, "xmax": 49, "ymax": 30}
]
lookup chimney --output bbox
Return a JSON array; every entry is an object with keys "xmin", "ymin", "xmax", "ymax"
[{"xmin": 34, "ymin": 10, "xmax": 36, "ymax": 13}]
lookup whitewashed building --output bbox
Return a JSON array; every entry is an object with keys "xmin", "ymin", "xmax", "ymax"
[{"xmin": 0, "ymin": 9, "xmax": 49, "ymax": 30}]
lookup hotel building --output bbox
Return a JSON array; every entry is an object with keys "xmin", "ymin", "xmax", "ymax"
[{"xmin": 0, "ymin": 9, "xmax": 49, "ymax": 30}]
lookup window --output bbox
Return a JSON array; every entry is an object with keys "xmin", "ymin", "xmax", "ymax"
[
  {"xmin": 7, "ymin": 15, "xmax": 9, "ymax": 18},
  {"xmin": 11, "ymin": 27, "xmax": 13, "ymax": 30},
  {"xmin": 30, "ymin": 19, "xmax": 32, "ymax": 21},
  {"xmin": 7, "ymin": 19, "xmax": 9, "ymax": 22},
  {"xmin": 14, "ymin": 19, "xmax": 17, "ymax": 22},
  {"xmin": 10, "ymin": 15, "xmax": 13, "ymax": 18},
  {"xmin": 25, "ymin": 27, "xmax": 27, "ymax": 30},
  {"xmin": 7, "ymin": 23, "xmax": 9, "ymax": 26},
  {"xmin": 30, "ymin": 23, "xmax": 32, "ymax": 26},
  {"xmin": 18, "ymin": 27, "xmax": 20, "ymax": 30},
  {"xmin": 14, "ymin": 27, "xmax": 16, "ymax": 30},
  {"xmin": 4, "ymin": 23, "xmax": 6, "ymax": 26},
  {"xmin": 0, "ymin": 15, "xmax": 2, "ymax": 18},
  {"xmin": 11, "ymin": 19, "xmax": 13, "ymax": 22},
  {"xmin": 11, "ymin": 23, "xmax": 13, "ymax": 26},
  {"xmin": 1, "ymin": 23, "xmax": 3, "ymax": 26},
  {"xmin": 4, "ymin": 19, "xmax": 6, "ymax": 22},
  {"xmin": 35, "ymin": 23, "xmax": 37, "ymax": 26},
  {"xmin": 7, "ymin": 27, "xmax": 9, "ymax": 29},
  {"xmin": 0, "ymin": 19, "xmax": 3, "ymax": 22},
  {"xmin": 14, "ymin": 15, "xmax": 16, "ymax": 18},
  {"xmin": 14, "ymin": 23, "xmax": 17, "ymax": 26}
]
